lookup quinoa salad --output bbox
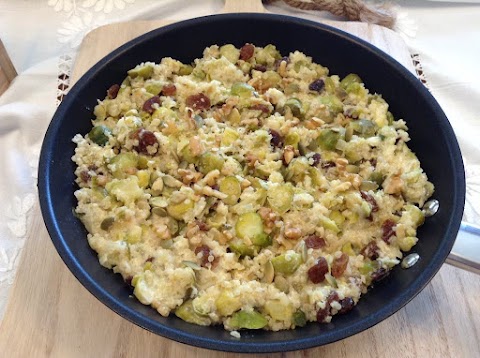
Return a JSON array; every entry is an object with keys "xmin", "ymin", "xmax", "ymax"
[{"xmin": 72, "ymin": 43, "xmax": 434, "ymax": 332}]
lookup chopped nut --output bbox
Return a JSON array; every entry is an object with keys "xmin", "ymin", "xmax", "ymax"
[
  {"xmin": 258, "ymin": 207, "xmax": 272, "ymax": 220},
  {"xmin": 222, "ymin": 230, "xmax": 233, "ymax": 241},
  {"xmin": 395, "ymin": 223, "xmax": 406, "ymax": 239},
  {"xmin": 258, "ymin": 207, "xmax": 277, "ymax": 233},
  {"xmin": 212, "ymin": 189, "xmax": 229, "ymax": 200},
  {"xmin": 335, "ymin": 158, "xmax": 349, "ymax": 171},
  {"xmin": 201, "ymin": 169, "xmax": 221, "ymax": 187},
  {"xmin": 311, "ymin": 116, "xmax": 325, "ymax": 125},
  {"xmin": 153, "ymin": 223, "xmax": 171, "ymax": 240},
  {"xmin": 185, "ymin": 222, "xmax": 200, "ymax": 239},
  {"xmin": 346, "ymin": 173, "xmax": 362, "ymax": 189},
  {"xmin": 383, "ymin": 174, "xmax": 404, "ymax": 194},
  {"xmin": 284, "ymin": 227, "xmax": 302, "ymax": 240},
  {"xmin": 202, "ymin": 186, "xmax": 214, "ymax": 197},
  {"xmin": 240, "ymin": 178, "xmax": 251, "ymax": 189},
  {"xmin": 125, "ymin": 167, "xmax": 137, "ymax": 175},
  {"xmin": 189, "ymin": 136, "xmax": 204, "ymax": 156},
  {"xmin": 215, "ymin": 135, "xmax": 222, "ymax": 147},
  {"xmin": 243, "ymin": 236, "xmax": 253, "ymax": 246},
  {"xmin": 332, "ymin": 181, "xmax": 352, "ymax": 193},
  {"xmin": 194, "ymin": 184, "xmax": 229, "ymax": 200},
  {"xmin": 178, "ymin": 169, "xmax": 203, "ymax": 185},
  {"xmin": 162, "ymin": 120, "xmax": 179, "ymax": 135},
  {"xmin": 212, "ymin": 109, "xmax": 223, "ymax": 123},
  {"xmin": 221, "ymin": 97, "xmax": 240, "ymax": 117},
  {"xmin": 245, "ymin": 152, "xmax": 258, "ymax": 168},
  {"xmin": 304, "ymin": 119, "xmax": 322, "ymax": 130},
  {"xmin": 95, "ymin": 175, "xmax": 108, "ymax": 186}
]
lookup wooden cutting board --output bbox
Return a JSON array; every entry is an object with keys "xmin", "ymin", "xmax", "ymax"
[{"xmin": 1, "ymin": 1, "xmax": 479, "ymax": 357}]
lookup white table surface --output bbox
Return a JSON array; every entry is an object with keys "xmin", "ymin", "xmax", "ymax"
[{"xmin": 0, "ymin": 0, "xmax": 479, "ymax": 319}]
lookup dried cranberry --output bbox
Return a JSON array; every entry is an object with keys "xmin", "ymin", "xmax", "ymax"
[
  {"xmin": 132, "ymin": 128, "xmax": 158, "ymax": 155},
  {"xmin": 308, "ymin": 257, "xmax": 329, "ymax": 284},
  {"xmin": 326, "ymin": 291, "xmax": 340, "ymax": 306},
  {"xmin": 360, "ymin": 191, "xmax": 379, "ymax": 213},
  {"xmin": 196, "ymin": 221, "xmax": 209, "ymax": 231},
  {"xmin": 254, "ymin": 64, "xmax": 267, "ymax": 72},
  {"xmin": 304, "ymin": 235, "xmax": 326, "ymax": 249},
  {"xmin": 239, "ymin": 43, "xmax": 255, "ymax": 61},
  {"xmin": 195, "ymin": 245, "xmax": 213, "ymax": 267},
  {"xmin": 331, "ymin": 253, "xmax": 349, "ymax": 278},
  {"xmin": 321, "ymin": 161, "xmax": 336, "ymax": 169},
  {"xmin": 361, "ymin": 241, "xmax": 379, "ymax": 260},
  {"xmin": 338, "ymin": 297, "xmax": 355, "ymax": 314},
  {"xmin": 162, "ymin": 83, "xmax": 176, "ymax": 96},
  {"xmin": 186, "ymin": 93, "xmax": 211, "ymax": 111},
  {"xmin": 311, "ymin": 153, "xmax": 321, "ymax": 167},
  {"xmin": 316, "ymin": 291, "xmax": 339, "ymax": 322},
  {"xmin": 309, "ymin": 79, "xmax": 325, "ymax": 92},
  {"xmin": 371, "ymin": 267, "xmax": 390, "ymax": 282},
  {"xmin": 316, "ymin": 306, "xmax": 329, "ymax": 323},
  {"xmin": 249, "ymin": 104, "xmax": 270, "ymax": 113},
  {"xmin": 269, "ymin": 129, "xmax": 284, "ymax": 148},
  {"xmin": 142, "ymin": 95, "xmax": 161, "ymax": 114},
  {"xmin": 381, "ymin": 219, "xmax": 396, "ymax": 243},
  {"xmin": 107, "ymin": 84, "xmax": 120, "ymax": 99},
  {"xmin": 79, "ymin": 170, "xmax": 91, "ymax": 183},
  {"xmin": 124, "ymin": 276, "xmax": 133, "ymax": 287}
]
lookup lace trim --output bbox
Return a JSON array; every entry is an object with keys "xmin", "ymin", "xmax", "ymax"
[
  {"xmin": 411, "ymin": 53, "xmax": 429, "ymax": 88},
  {"xmin": 56, "ymin": 53, "xmax": 74, "ymax": 106},
  {"xmin": 1, "ymin": 193, "xmax": 36, "ymax": 285},
  {"xmin": 52, "ymin": 0, "xmax": 139, "ymax": 106}
]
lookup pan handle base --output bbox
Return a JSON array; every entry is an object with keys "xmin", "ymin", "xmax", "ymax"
[{"xmin": 446, "ymin": 222, "xmax": 480, "ymax": 275}]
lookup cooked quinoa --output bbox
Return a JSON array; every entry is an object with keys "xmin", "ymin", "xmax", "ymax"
[{"xmin": 72, "ymin": 43, "xmax": 434, "ymax": 331}]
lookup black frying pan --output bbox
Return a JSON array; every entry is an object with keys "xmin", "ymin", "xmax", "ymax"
[{"xmin": 38, "ymin": 14, "xmax": 465, "ymax": 353}]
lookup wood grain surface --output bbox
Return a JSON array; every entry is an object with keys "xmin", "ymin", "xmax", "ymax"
[
  {"xmin": 0, "ymin": 39, "xmax": 17, "ymax": 96},
  {"xmin": 1, "ymin": 2, "xmax": 479, "ymax": 357}
]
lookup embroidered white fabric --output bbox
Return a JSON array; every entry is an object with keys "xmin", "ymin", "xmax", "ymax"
[{"xmin": 0, "ymin": 0, "xmax": 478, "ymax": 320}]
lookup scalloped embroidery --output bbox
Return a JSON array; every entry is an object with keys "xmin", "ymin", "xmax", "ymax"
[
  {"xmin": 6, "ymin": 194, "xmax": 36, "ymax": 239},
  {"xmin": 82, "ymin": 0, "xmax": 136, "ymax": 13}
]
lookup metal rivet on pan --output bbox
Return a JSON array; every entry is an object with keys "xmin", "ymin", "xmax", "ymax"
[
  {"xmin": 423, "ymin": 199, "xmax": 439, "ymax": 217},
  {"xmin": 401, "ymin": 253, "xmax": 420, "ymax": 269}
]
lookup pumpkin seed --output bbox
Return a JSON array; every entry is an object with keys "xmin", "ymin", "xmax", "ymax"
[{"xmin": 262, "ymin": 260, "xmax": 275, "ymax": 283}]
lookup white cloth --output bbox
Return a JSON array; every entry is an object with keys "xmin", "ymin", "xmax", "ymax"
[{"xmin": 0, "ymin": 0, "xmax": 479, "ymax": 319}]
